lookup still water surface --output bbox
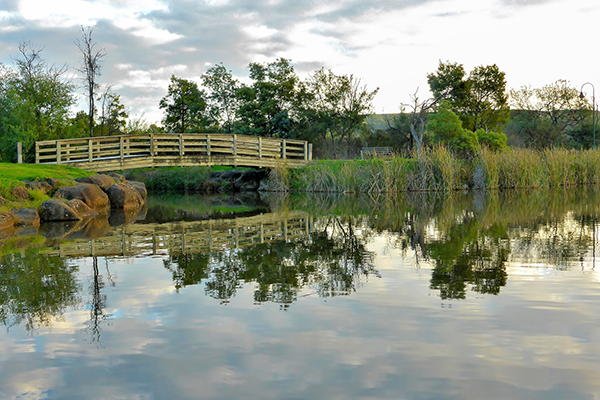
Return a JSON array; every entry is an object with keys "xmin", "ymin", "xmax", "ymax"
[{"xmin": 2, "ymin": 189, "xmax": 600, "ymax": 399}]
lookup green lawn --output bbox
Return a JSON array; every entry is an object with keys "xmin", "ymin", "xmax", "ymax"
[{"xmin": 0, "ymin": 163, "xmax": 94, "ymax": 200}]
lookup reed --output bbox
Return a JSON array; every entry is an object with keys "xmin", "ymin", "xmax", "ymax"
[{"xmin": 287, "ymin": 147, "xmax": 600, "ymax": 193}]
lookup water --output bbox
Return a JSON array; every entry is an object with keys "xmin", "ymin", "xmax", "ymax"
[{"xmin": 2, "ymin": 189, "xmax": 600, "ymax": 399}]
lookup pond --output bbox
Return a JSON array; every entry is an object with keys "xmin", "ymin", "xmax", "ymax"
[{"xmin": 1, "ymin": 188, "xmax": 600, "ymax": 399}]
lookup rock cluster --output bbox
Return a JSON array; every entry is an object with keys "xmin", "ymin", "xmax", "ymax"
[{"xmin": 1, "ymin": 174, "xmax": 147, "ymax": 230}]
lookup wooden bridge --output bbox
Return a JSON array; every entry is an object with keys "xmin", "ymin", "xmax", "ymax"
[
  {"xmin": 43, "ymin": 211, "xmax": 313, "ymax": 258},
  {"xmin": 35, "ymin": 133, "xmax": 312, "ymax": 172}
]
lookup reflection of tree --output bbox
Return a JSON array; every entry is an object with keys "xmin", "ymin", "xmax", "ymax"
[
  {"xmin": 84, "ymin": 256, "xmax": 108, "ymax": 345},
  {"xmin": 428, "ymin": 214, "xmax": 509, "ymax": 300},
  {"xmin": 163, "ymin": 216, "xmax": 378, "ymax": 307},
  {"xmin": 0, "ymin": 251, "xmax": 80, "ymax": 331}
]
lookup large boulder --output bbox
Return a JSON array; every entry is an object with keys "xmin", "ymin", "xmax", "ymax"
[
  {"xmin": 76, "ymin": 174, "xmax": 115, "ymax": 190},
  {"xmin": 11, "ymin": 208, "xmax": 40, "ymax": 227},
  {"xmin": 0, "ymin": 211, "xmax": 15, "ymax": 229},
  {"xmin": 54, "ymin": 183, "xmax": 110, "ymax": 212},
  {"xmin": 104, "ymin": 182, "xmax": 144, "ymax": 210},
  {"xmin": 23, "ymin": 180, "xmax": 53, "ymax": 194},
  {"xmin": 39, "ymin": 199, "xmax": 82, "ymax": 222}
]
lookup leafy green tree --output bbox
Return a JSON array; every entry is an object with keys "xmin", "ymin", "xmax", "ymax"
[
  {"xmin": 98, "ymin": 91, "xmax": 128, "ymax": 136},
  {"xmin": 428, "ymin": 61, "xmax": 510, "ymax": 132},
  {"xmin": 235, "ymin": 58, "xmax": 299, "ymax": 138},
  {"xmin": 159, "ymin": 75, "xmax": 208, "ymax": 133},
  {"xmin": 0, "ymin": 43, "xmax": 76, "ymax": 162},
  {"xmin": 201, "ymin": 63, "xmax": 240, "ymax": 132},
  {"xmin": 298, "ymin": 68, "xmax": 379, "ymax": 157}
]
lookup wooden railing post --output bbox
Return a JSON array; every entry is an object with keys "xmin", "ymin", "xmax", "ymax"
[
  {"xmin": 56, "ymin": 141, "xmax": 61, "ymax": 164},
  {"xmin": 179, "ymin": 134, "xmax": 184, "ymax": 157},
  {"xmin": 309, "ymin": 143, "xmax": 313, "ymax": 161},
  {"xmin": 233, "ymin": 134, "xmax": 237, "ymax": 168},
  {"xmin": 17, "ymin": 142, "xmax": 22, "ymax": 164},
  {"xmin": 150, "ymin": 134, "xmax": 155, "ymax": 158},
  {"xmin": 207, "ymin": 136, "xmax": 211, "ymax": 161},
  {"xmin": 120, "ymin": 136, "xmax": 124, "ymax": 162},
  {"xmin": 88, "ymin": 138, "xmax": 93, "ymax": 162},
  {"xmin": 282, "ymin": 139, "xmax": 287, "ymax": 160},
  {"xmin": 304, "ymin": 142, "xmax": 308, "ymax": 161},
  {"xmin": 35, "ymin": 142, "xmax": 39, "ymax": 164}
]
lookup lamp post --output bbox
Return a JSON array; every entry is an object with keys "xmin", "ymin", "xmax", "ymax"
[{"xmin": 580, "ymin": 82, "xmax": 596, "ymax": 149}]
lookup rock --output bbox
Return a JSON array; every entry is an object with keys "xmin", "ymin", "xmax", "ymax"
[
  {"xmin": 54, "ymin": 183, "xmax": 110, "ymax": 212},
  {"xmin": 67, "ymin": 199, "xmax": 98, "ymax": 218},
  {"xmin": 45, "ymin": 178, "xmax": 71, "ymax": 191},
  {"xmin": 11, "ymin": 208, "xmax": 40, "ymax": 227},
  {"xmin": 221, "ymin": 170, "xmax": 243, "ymax": 181},
  {"xmin": 239, "ymin": 180, "xmax": 260, "ymax": 192},
  {"xmin": 0, "ymin": 210, "xmax": 15, "ymax": 229},
  {"xmin": 39, "ymin": 199, "xmax": 82, "ymax": 222},
  {"xmin": 23, "ymin": 180, "xmax": 53, "ymax": 194},
  {"xmin": 11, "ymin": 186, "xmax": 30, "ymax": 201},
  {"xmin": 107, "ymin": 172, "xmax": 127, "ymax": 183},
  {"xmin": 129, "ymin": 181, "xmax": 147, "ymax": 202},
  {"xmin": 76, "ymin": 174, "xmax": 116, "ymax": 190},
  {"xmin": 104, "ymin": 182, "xmax": 144, "ymax": 210}
]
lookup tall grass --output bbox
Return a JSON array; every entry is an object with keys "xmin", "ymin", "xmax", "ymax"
[{"xmin": 285, "ymin": 147, "xmax": 600, "ymax": 193}]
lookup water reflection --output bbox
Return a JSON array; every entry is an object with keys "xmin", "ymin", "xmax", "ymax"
[
  {"xmin": 2, "ymin": 188, "xmax": 600, "ymax": 331},
  {"xmin": 164, "ymin": 216, "xmax": 378, "ymax": 308},
  {"xmin": 0, "ymin": 251, "xmax": 80, "ymax": 331}
]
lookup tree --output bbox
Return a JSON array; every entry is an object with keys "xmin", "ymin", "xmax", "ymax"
[
  {"xmin": 159, "ymin": 75, "xmax": 208, "ymax": 132},
  {"xmin": 0, "ymin": 43, "xmax": 76, "ymax": 162},
  {"xmin": 235, "ymin": 58, "xmax": 300, "ymax": 138},
  {"xmin": 201, "ymin": 63, "xmax": 240, "ymax": 132},
  {"xmin": 403, "ymin": 88, "xmax": 436, "ymax": 158},
  {"xmin": 507, "ymin": 80, "xmax": 589, "ymax": 148},
  {"xmin": 75, "ymin": 26, "xmax": 106, "ymax": 137},
  {"xmin": 299, "ymin": 68, "xmax": 379, "ymax": 157},
  {"xmin": 428, "ymin": 61, "xmax": 510, "ymax": 132},
  {"xmin": 98, "ymin": 90, "xmax": 128, "ymax": 136}
]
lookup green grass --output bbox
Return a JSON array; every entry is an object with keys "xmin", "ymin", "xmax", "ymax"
[{"xmin": 0, "ymin": 163, "xmax": 94, "ymax": 207}]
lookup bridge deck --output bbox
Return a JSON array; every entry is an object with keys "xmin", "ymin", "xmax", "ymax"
[{"xmin": 36, "ymin": 133, "xmax": 312, "ymax": 172}]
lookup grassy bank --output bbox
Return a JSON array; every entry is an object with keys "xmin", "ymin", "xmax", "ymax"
[
  {"xmin": 0, "ymin": 163, "xmax": 94, "ymax": 207},
  {"xmin": 285, "ymin": 147, "xmax": 600, "ymax": 193}
]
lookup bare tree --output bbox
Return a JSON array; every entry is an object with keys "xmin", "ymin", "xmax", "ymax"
[
  {"xmin": 403, "ymin": 88, "xmax": 437, "ymax": 158},
  {"xmin": 75, "ymin": 26, "xmax": 106, "ymax": 137}
]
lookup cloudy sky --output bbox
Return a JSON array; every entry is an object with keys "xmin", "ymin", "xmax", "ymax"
[{"xmin": 0, "ymin": 0, "xmax": 597, "ymax": 124}]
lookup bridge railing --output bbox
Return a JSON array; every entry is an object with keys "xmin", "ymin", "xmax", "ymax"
[{"xmin": 35, "ymin": 133, "xmax": 312, "ymax": 171}]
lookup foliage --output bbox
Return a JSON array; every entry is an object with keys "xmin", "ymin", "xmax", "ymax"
[
  {"xmin": 298, "ymin": 68, "xmax": 379, "ymax": 158},
  {"xmin": 427, "ymin": 61, "xmax": 510, "ymax": 132},
  {"xmin": 507, "ymin": 80, "xmax": 590, "ymax": 148},
  {"xmin": 0, "ymin": 43, "xmax": 77, "ymax": 162},
  {"xmin": 97, "ymin": 91, "xmax": 128, "ymax": 136},
  {"xmin": 201, "ymin": 63, "xmax": 240, "ymax": 132},
  {"xmin": 234, "ymin": 58, "xmax": 299, "ymax": 138},
  {"xmin": 121, "ymin": 166, "xmax": 213, "ymax": 193},
  {"xmin": 159, "ymin": 75, "xmax": 208, "ymax": 133}
]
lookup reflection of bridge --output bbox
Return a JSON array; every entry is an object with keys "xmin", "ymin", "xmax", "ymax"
[
  {"xmin": 35, "ymin": 134, "xmax": 312, "ymax": 172},
  {"xmin": 44, "ymin": 211, "xmax": 313, "ymax": 258}
]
